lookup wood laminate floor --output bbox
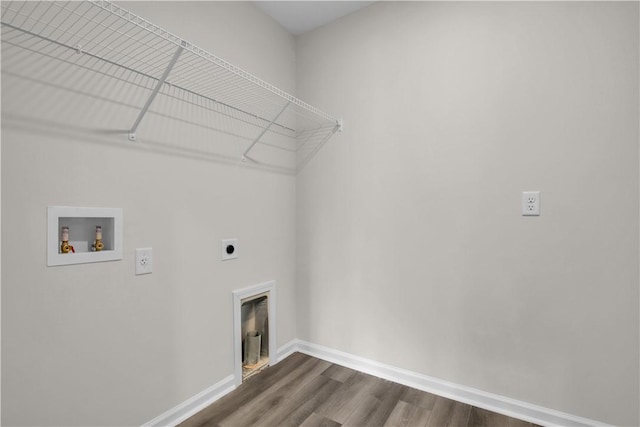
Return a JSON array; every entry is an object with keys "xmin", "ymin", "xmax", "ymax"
[{"xmin": 179, "ymin": 353, "xmax": 539, "ymax": 427}]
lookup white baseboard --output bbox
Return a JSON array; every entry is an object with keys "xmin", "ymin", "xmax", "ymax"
[
  {"xmin": 142, "ymin": 375, "xmax": 235, "ymax": 427},
  {"xmin": 295, "ymin": 340, "xmax": 611, "ymax": 427},
  {"xmin": 277, "ymin": 338, "xmax": 300, "ymax": 362},
  {"xmin": 143, "ymin": 339, "xmax": 611, "ymax": 427},
  {"xmin": 142, "ymin": 339, "xmax": 300, "ymax": 427}
]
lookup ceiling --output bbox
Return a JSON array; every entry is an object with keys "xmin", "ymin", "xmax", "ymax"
[{"xmin": 253, "ymin": 1, "xmax": 375, "ymax": 35}]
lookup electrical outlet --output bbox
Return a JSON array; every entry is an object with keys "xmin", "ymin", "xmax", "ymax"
[
  {"xmin": 221, "ymin": 238, "xmax": 238, "ymax": 261},
  {"xmin": 135, "ymin": 247, "xmax": 153, "ymax": 275},
  {"xmin": 522, "ymin": 191, "xmax": 540, "ymax": 216}
]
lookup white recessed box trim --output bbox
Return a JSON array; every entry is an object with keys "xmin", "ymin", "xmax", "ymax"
[
  {"xmin": 232, "ymin": 281, "xmax": 276, "ymax": 386},
  {"xmin": 47, "ymin": 206, "xmax": 123, "ymax": 266}
]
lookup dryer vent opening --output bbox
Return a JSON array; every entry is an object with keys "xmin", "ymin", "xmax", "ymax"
[
  {"xmin": 233, "ymin": 281, "xmax": 276, "ymax": 384},
  {"xmin": 241, "ymin": 294, "xmax": 269, "ymax": 380}
]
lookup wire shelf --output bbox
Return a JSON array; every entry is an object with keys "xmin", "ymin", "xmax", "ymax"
[{"xmin": 1, "ymin": 0, "xmax": 341, "ymax": 172}]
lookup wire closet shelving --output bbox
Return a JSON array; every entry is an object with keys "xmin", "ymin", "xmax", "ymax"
[{"xmin": 1, "ymin": 0, "xmax": 342, "ymax": 172}]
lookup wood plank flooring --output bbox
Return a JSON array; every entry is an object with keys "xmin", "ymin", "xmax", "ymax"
[{"xmin": 179, "ymin": 353, "xmax": 538, "ymax": 427}]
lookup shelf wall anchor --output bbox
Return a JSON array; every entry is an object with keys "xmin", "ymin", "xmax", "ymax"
[
  {"xmin": 242, "ymin": 101, "xmax": 291, "ymax": 160},
  {"xmin": 128, "ymin": 42, "xmax": 186, "ymax": 141}
]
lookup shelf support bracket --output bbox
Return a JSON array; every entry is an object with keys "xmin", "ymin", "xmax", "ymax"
[
  {"xmin": 128, "ymin": 42, "xmax": 185, "ymax": 141},
  {"xmin": 242, "ymin": 101, "xmax": 290, "ymax": 160}
]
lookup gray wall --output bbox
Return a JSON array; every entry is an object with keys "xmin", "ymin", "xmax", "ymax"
[
  {"xmin": 1, "ymin": 2, "xmax": 297, "ymax": 425},
  {"xmin": 295, "ymin": 2, "xmax": 639, "ymax": 426},
  {"xmin": 2, "ymin": 1, "xmax": 639, "ymax": 426}
]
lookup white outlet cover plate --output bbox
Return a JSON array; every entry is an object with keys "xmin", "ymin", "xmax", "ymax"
[
  {"xmin": 222, "ymin": 238, "xmax": 238, "ymax": 261},
  {"xmin": 522, "ymin": 191, "xmax": 540, "ymax": 216},
  {"xmin": 136, "ymin": 247, "xmax": 153, "ymax": 275}
]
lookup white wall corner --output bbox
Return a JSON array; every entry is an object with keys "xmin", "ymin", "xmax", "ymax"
[{"xmin": 276, "ymin": 338, "xmax": 301, "ymax": 363}]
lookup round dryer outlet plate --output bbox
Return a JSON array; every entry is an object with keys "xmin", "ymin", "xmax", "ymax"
[{"xmin": 221, "ymin": 238, "xmax": 238, "ymax": 261}]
